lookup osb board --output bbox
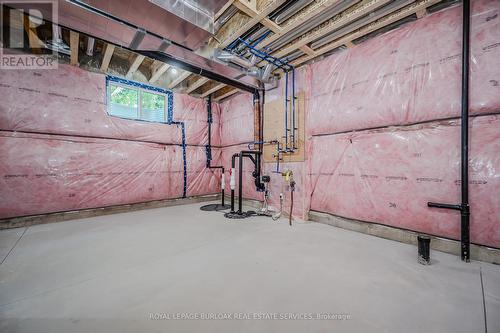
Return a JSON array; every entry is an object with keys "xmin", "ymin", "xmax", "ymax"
[{"xmin": 263, "ymin": 91, "xmax": 305, "ymax": 163}]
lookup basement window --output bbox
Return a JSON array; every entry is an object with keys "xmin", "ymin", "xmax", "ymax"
[{"xmin": 106, "ymin": 76, "xmax": 172, "ymax": 123}]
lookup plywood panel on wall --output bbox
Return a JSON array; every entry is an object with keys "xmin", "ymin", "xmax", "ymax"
[{"xmin": 263, "ymin": 91, "xmax": 305, "ymax": 163}]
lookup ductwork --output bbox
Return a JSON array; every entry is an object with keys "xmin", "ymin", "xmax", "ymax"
[
  {"xmin": 149, "ymin": 0, "xmax": 223, "ymax": 34},
  {"xmin": 216, "ymin": 50, "xmax": 255, "ymax": 68},
  {"xmin": 261, "ymin": 63, "xmax": 276, "ymax": 82},
  {"xmin": 52, "ymin": 0, "xmax": 259, "ymax": 89}
]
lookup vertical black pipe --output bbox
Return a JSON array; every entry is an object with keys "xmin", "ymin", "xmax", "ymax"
[
  {"xmin": 427, "ymin": 0, "xmax": 470, "ymax": 262},
  {"xmin": 231, "ymin": 154, "xmax": 238, "ymax": 213},
  {"xmin": 461, "ymin": 0, "xmax": 471, "ymax": 262},
  {"xmin": 207, "ymin": 95, "xmax": 212, "ymax": 168},
  {"xmin": 238, "ymin": 151, "xmax": 244, "ymax": 213}
]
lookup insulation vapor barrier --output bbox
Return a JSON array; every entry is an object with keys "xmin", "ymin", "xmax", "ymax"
[
  {"xmin": 0, "ymin": 66, "xmax": 220, "ymax": 146},
  {"xmin": 308, "ymin": 0, "xmax": 500, "ymax": 135},
  {"xmin": 305, "ymin": 0, "xmax": 500, "ymax": 248},
  {"xmin": 309, "ymin": 116, "xmax": 500, "ymax": 248},
  {"xmin": 216, "ymin": 0, "xmax": 499, "ymax": 247},
  {"xmin": 0, "ymin": 65, "xmax": 220, "ymax": 218}
]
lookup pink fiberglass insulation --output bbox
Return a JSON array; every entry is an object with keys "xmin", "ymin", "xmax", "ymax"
[
  {"xmin": 0, "ymin": 64, "xmax": 216, "ymax": 146},
  {"xmin": 308, "ymin": 0, "xmax": 500, "ymax": 136},
  {"xmin": 0, "ymin": 64, "xmax": 222, "ymax": 218},
  {"xmin": 186, "ymin": 146, "xmax": 222, "ymax": 197},
  {"xmin": 174, "ymin": 94, "xmax": 221, "ymax": 146},
  {"xmin": 219, "ymin": 93, "xmax": 254, "ymax": 146},
  {"xmin": 308, "ymin": 115, "xmax": 500, "ymax": 248},
  {"xmin": 0, "ymin": 131, "xmax": 183, "ymax": 218}
]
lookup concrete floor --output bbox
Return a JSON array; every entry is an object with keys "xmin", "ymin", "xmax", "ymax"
[{"xmin": 0, "ymin": 202, "xmax": 499, "ymax": 333}]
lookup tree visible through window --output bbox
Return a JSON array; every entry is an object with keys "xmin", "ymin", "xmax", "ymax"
[
  {"xmin": 107, "ymin": 79, "xmax": 167, "ymax": 123},
  {"xmin": 141, "ymin": 91, "xmax": 165, "ymax": 122},
  {"xmin": 109, "ymin": 84, "xmax": 138, "ymax": 119}
]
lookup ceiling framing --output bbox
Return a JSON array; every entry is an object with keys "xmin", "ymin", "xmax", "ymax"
[{"xmin": 17, "ymin": 0, "xmax": 450, "ymax": 102}]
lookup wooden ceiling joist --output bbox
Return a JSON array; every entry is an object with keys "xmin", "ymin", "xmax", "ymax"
[
  {"xmin": 69, "ymin": 31, "xmax": 79, "ymax": 66},
  {"xmin": 126, "ymin": 54, "xmax": 145, "ymax": 79},
  {"xmin": 214, "ymin": 88, "xmax": 239, "ymax": 101},
  {"xmin": 168, "ymin": 71, "xmax": 191, "ymax": 89},
  {"xmin": 23, "ymin": 13, "xmax": 43, "ymax": 53},
  {"xmin": 215, "ymin": 0, "xmax": 235, "ymax": 21},
  {"xmin": 291, "ymin": 0, "xmax": 441, "ymax": 67},
  {"xmin": 219, "ymin": 0, "xmax": 287, "ymax": 48},
  {"xmin": 186, "ymin": 77, "xmax": 209, "ymax": 94},
  {"xmin": 149, "ymin": 61, "xmax": 171, "ymax": 83},
  {"xmin": 100, "ymin": 43, "xmax": 115, "ymax": 72},
  {"xmin": 200, "ymin": 82, "xmax": 226, "ymax": 98},
  {"xmin": 255, "ymin": 0, "xmax": 341, "ymax": 50},
  {"xmin": 272, "ymin": 0, "xmax": 393, "ymax": 59}
]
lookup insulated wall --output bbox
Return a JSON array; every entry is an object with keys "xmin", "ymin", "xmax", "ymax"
[
  {"xmin": 0, "ymin": 64, "xmax": 220, "ymax": 219},
  {"xmin": 218, "ymin": 0, "xmax": 499, "ymax": 248},
  {"xmin": 306, "ymin": 0, "xmax": 500, "ymax": 248}
]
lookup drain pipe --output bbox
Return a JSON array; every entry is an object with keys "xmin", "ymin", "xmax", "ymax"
[
  {"xmin": 428, "ymin": 0, "xmax": 470, "ymax": 262},
  {"xmin": 206, "ymin": 95, "xmax": 227, "ymax": 208},
  {"xmin": 230, "ymin": 153, "xmax": 239, "ymax": 212}
]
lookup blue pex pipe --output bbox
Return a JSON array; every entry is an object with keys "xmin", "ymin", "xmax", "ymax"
[{"xmin": 106, "ymin": 75, "xmax": 187, "ymax": 198}]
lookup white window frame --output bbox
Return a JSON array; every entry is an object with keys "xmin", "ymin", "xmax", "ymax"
[{"xmin": 107, "ymin": 80, "xmax": 168, "ymax": 123}]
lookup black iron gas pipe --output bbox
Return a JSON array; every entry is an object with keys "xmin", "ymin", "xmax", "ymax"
[{"xmin": 428, "ymin": 0, "xmax": 470, "ymax": 262}]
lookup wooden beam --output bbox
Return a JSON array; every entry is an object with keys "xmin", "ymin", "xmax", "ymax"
[
  {"xmin": 23, "ymin": 14, "xmax": 43, "ymax": 53},
  {"xmin": 300, "ymin": 45, "xmax": 316, "ymax": 56},
  {"xmin": 292, "ymin": 0, "xmax": 441, "ymax": 67},
  {"xmin": 233, "ymin": 1, "xmax": 282, "ymax": 33},
  {"xmin": 345, "ymin": 41, "xmax": 355, "ymax": 48},
  {"xmin": 69, "ymin": 31, "xmax": 79, "ymax": 66},
  {"xmin": 186, "ymin": 77, "xmax": 209, "ymax": 94},
  {"xmin": 149, "ymin": 61, "xmax": 170, "ymax": 83},
  {"xmin": 100, "ymin": 43, "xmax": 115, "ymax": 72},
  {"xmin": 126, "ymin": 54, "xmax": 145, "ymax": 79},
  {"xmin": 272, "ymin": 0, "xmax": 393, "ymax": 59},
  {"xmin": 416, "ymin": 8, "xmax": 427, "ymax": 18},
  {"xmin": 200, "ymin": 83, "xmax": 226, "ymax": 98},
  {"xmin": 168, "ymin": 71, "xmax": 191, "ymax": 89},
  {"xmin": 214, "ymin": 88, "xmax": 239, "ymax": 101},
  {"xmin": 215, "ymin": 0, "xmax": 235, "ymax": 21},
  {"xmin": 219, "ymin": 0, "xmax": 287, "ymax": 48}
]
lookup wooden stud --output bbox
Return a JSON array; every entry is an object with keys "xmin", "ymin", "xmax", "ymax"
[
  {"xmin": 100, "ymin": 43, "xmax": 115, "ymax": 72},
  {"xmin": 69, "ymin": 31, "xmax": 79, "ymax": 66}
]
